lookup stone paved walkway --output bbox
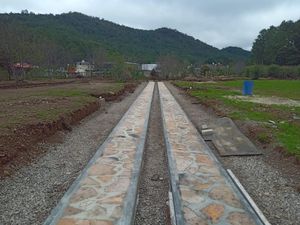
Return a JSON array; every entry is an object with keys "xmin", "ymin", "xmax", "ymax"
[
  {"xmin": 44, "ymin": 82, "xmax": 154, "ymax": 225},
  {"xmin": 44, "ymin": 81, "xmax": 265, "ymax": 225},
  {"xmin": 158, "ymin": 82, "xmax": 262, "ymax": 225}
]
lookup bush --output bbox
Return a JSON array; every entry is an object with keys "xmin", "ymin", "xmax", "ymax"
[
  {"xmin": 268, "ymin": 65, "xmax": 281, "ymax": 78},
  {"xmin": 244, "ymin": 65, "xmax": 300, "ymax": 79}
]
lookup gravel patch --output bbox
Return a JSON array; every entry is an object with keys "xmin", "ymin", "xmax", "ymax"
[
  {"xmin": 165, "ymin": 82, "xmax": 300, "ymax": 225},
  {"xmin": 0, "ymin": 83, "xmax": 146, "ymax": 225},
  {"xmin": 134, "ymin": 83, "xmax": 171, "ymax": 225},
  {"xmin": 227, "ymin": 95, "xmax": 300, "ymax": 107}
]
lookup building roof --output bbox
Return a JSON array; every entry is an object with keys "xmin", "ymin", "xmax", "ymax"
[
  {"xmin": 13, "ymin": 63, "xmax": 32, "ymax": 69},
  {"xmin": 141, "ymin": 64, "xmax": 158, "ymax": 71}
]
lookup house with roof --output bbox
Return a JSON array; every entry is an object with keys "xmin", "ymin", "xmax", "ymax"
[
  {"xmin": 75, "ymin": 60, "xmax": 94, "ymax": 77},
  {"xmin": 141, "ymin": 64, "xmax": 159, "ymax": 77}
]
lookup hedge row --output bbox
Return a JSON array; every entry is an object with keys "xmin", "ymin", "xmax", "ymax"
[{"xmin": 244, "ymin": 65, "xmax": 300, "ymax": 79}]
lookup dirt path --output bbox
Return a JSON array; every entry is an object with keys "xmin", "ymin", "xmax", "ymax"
[
  {"xmin": 134, "ymin": 83, "xmax": 170, "ymax": 225},
  {"xmin": 165, "ymin": 82, "xmax": 300, "ymax": 225},
  {"xmin": 0, "ymin": 83, "xmax": 146, "ymax": 225}
]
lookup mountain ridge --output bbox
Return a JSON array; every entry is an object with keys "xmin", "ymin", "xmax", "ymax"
[{"xmin": 0, "ymin": 11, "xmax": 250, "ymax": 65}]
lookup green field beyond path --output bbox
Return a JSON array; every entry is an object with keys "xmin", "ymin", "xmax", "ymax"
[{"xmin": 174, "ymin": 80, "xmax": 300, "ymax": 158}]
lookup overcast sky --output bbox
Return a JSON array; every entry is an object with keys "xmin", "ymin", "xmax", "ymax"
[{"xmin": 1, "ymin": 0, "xmax": 300, "ymax": 50}]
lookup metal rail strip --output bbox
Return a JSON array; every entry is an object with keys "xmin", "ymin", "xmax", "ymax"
[{"xmin": 227, "ymin": 169, "xmax": 272, "ymax": 225}]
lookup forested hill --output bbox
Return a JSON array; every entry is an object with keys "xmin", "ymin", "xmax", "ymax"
[
  {"xmin": 252, "ymin": 19, "xmax": 300, "ymax": 65},
  {"xmin": 0, "ymin": 12, "xmax": 249, "ymax": 65}
]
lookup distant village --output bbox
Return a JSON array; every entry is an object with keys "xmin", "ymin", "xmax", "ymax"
[
  {"xmin": 11, "ymin": 60, "xmax": 160, "ymax": 79},
  {"xmin": 11, "ymin": 59, "xmax": 232, "ymax": 80},
  {"xmin": 67, "ymin": 61, "xmax": 159, "ymax": 78}
]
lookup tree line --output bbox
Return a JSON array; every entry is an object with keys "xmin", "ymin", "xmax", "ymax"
[{"xmin": 252, "ymin": 20, "xmax": 300, "ymax": 66}]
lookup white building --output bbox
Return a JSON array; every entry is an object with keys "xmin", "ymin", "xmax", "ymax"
[
  {"xmin": 141, "ymin": 64, "xmax": 159, "ymax": 77},
  {"xmin": 76, "ymin": 60, "xmax": 94, "ymax": 77},
  {"xmin": 141, "ymin": 64, "xmax": 158, "ymax": 71}
]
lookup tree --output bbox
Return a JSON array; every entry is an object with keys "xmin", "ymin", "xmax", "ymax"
[
  {"xmin": 276, "ymin": 44, "xmax": 300, "ymax": 65},
  {"xmin": 252, "ymin": 19, "xmax": 300, "ymax": 66},
  {"xmin": 0, "ymin": 21, "xmax": 24, "ymax": 80},
  {"xmin": 200, "ymin": 65, "xmax": 210, "ymax": 76},
  {"xmin": 158, "ymin": 55, "xmax": 184, "ymax": 79}
]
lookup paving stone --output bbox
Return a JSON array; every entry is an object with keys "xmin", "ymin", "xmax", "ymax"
[
  {"xmin": 227, "ymin": 212, "xmax": 256, "ymax": 225},
  {"xmin": 183, "ymin": 207, "xmax": 208, "ymax": 225},
  {"xmin": 158, "ymin": 82, "xmax": 260, "ymax": 225},
  {"xmin": 97, "ymin": 194, "xmax": 125, "ymax": 205},
  {"xmin": 181, "ymin": 189, "xmax": 205, "ymax": 204},
  {"xmin": 111, "ymin": 206, "xmax": 123, "ymax": 219},
  {"xmin": 202, "ymin": 203, "xmax": 225, "ymax": 223},
  {"xmin": 95, "ymin": 175, "xmax": 115, "ymax": 184},
  {"xmin": 195, "ymin": 155, "xmax": 214, "ymax": 166},
  {"xmin": 63, "ymin": 207, "xmax": 84, "ymax": 216},
  {"xmin": 106, "ymin": 178, "xmax": 130, "ymax": 192},
  {"xmin": 80, "ymin": 177, "xmax": 101, "ymax": 186},
  {"xmin": 69, "ymin": 187, "xmax": 98, "ymax": 203},
  {"xmin": 88, "ymin": 164, "xmax": 117, "ymax": 176},
  {"xmin": 179, "ymin": 175, "xmax": 211, "ymax": 192},
  {"xmin": 209, "ymin": 186, "xmax": 243, "ymax": 208},
  {"xmin": 57, "ymin": 219, "xmax": 113, "ymax": 225}
]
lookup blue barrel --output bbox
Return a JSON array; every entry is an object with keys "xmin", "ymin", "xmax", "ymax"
[{"xmin": 243, "ymin": 80, "xmax": 254, "ymax": 95}]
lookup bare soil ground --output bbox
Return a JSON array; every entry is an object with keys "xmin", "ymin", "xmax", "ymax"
[
  {"xmin": 0, "ymin": 82, "xmax": 146, "ymax": 225},
  {"xmin": 0, "ymin": 79, "xmax": 77, "ymax": 89},
  {"xmin": 166, "ymin": 82, "xmax": 300, "ymax": 225},
  {"xmin": 0, "ymin": 80, "xmax": 137, "ymax": 177},
  {"xmin": 227, "ymin": 95, "xmax": 300, "ymax": 107}
]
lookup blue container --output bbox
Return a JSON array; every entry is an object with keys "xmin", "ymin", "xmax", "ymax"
[{"xmin": 243, "ymin": 80, "xmax": 254, "ymax": 95}]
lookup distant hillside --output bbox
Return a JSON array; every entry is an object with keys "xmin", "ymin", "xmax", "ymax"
[
  {"xmin": 221, "ymin": 47, "xmax": 251, "ymax": 59},
  {"xmin": 0, "ymin": 12, "xmax": 249, "ymax": 67},
  {"xmin": 252, "ymin": 19, "xmax": 300, "ymax": 65}
]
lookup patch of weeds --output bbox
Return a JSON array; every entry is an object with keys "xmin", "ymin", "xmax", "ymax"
[
  {"xmin": 221, "ymin": 80, "xmax": 300, "ymax": 100},
  {"xmin": 277, "ymin": 123, "xmax": 300, "ymax": 157},
  {"xmin": 223, "ymin": 99, "xmax": 276, "ymax": 122},
  {"xmin": 36, "ymin": 108, "xmax": 67, "ymax": 121},
  {"xmin": 39, "ymin": 89, "xmax": 87, "ymax": 97},
  {"xmin": 257, "ymin": 132, "xmax": 272, "ymax": 144}
]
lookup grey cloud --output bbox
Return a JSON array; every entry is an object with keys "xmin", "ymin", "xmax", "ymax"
[{"xmin": 1, "ymin": 0, "xmax": 300, "ymax": 50}]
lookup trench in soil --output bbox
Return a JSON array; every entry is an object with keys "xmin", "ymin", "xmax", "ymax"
[{"xmin": 134, "ymin": 82, "xmax": 171, "ymax": 225}]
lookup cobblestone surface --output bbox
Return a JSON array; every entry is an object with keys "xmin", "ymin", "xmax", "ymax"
[
  {"xmin": 158, "ymin": 82, "xmax": 260, "ymax": 225},
  {"xmin": 48, "ymin": 82, "xmax": 154, "ymax": 225}
]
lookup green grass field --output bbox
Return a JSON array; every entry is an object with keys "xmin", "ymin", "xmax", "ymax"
[{"xmin": 174, "ymin": 80, "xmax": 300, "ymax": 158}]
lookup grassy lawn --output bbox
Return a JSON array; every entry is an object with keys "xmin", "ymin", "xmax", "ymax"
[
  {"xmin": 174, "ymin": 80, "xmax": 300, "ymax": 158},
  {"xmin": 0, "ymin": 81, "xmax": 124, "ymax": 134}
]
